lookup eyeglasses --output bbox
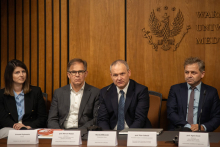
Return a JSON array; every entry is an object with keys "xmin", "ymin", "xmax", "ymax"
[{"xmin": 68, "ymin": 70, "xmax": 86, "ymax": 76}]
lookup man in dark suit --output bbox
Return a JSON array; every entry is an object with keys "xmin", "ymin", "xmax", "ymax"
[
  {"xmin": 167, "ymin": 57, "xmax": 220, "ymax": 132},
  {"xmin": 48, "ymin": 58, "xmax": 99, "ymax": 129},
  {"xmin": 98, "ymin": 60, "xmax": 151, "ymax": 130}
]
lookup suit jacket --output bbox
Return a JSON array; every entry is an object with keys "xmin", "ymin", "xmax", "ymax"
[
  {"xmin": 167, "ymin": 82, "xmax": 220, "ymax": 132},
  {"xmin": 0, "ymin": 86, "xmax": 47, "ymax": 129},
  {"xmin": 47, "ymin": 83, "xmax": 100, "ymax": 129},
  {"xmin": 97, "ymin": 79, "xmax": 152, "ymax": 130}
]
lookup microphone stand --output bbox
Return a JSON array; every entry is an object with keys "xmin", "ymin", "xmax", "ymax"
[{"xmin": 87, "ymin": 84, "xmax": 113, "ymax": 131}]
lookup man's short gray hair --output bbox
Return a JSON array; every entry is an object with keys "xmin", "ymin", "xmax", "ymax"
[
  {"xmin": 184, "ymin": 57, "xmax": 205, "ymax": 72},
  {"xmin": 67, "ymin": 58, "xmax": 87, "ymax": 71},
  {"xmin": 110, "ymin": 60, "xmax": 129, "ymax": 72}
]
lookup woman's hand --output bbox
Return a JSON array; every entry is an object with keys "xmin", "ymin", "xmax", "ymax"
[
  {"xmin": 13, "ymin": 123, "xmax": 32, "ymax": 130},
  {"xmin": 13, "ymin": 123, "xmax": 25, "ymax": 130}
]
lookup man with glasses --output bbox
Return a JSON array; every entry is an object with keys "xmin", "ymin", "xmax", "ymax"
[
  {"xmin": 48, "ymin": 58, "xmax": 99, "ymax": 129},
  {"xmin": 98, "ymin": 60, "xmax": 152, "ymax": 130}
]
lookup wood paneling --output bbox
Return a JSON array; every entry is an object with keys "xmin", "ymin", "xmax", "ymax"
[
  {"xmin": 15, "ymin": 0, "xmax": 23, "ymax": 61},
  {"xmin": 46, "ymin": 0, "xmax": 53, "ymax": 101},
  {"xmin": 1, "ymin": 0, "xmax": 220, "ymax": 131},
  {"xmin": 53, "ymin": 0, "xmax": 60, "ymax": 91},
  {"xmin": 127, "ymin": 0, "xmax": 220, "ymax": 99},
  {"xmin": 8, "ymin": 0, "xmax": 15, "ymax": 61},
  {"xmin": 0, "ymin": 0, "xmax": 124, "ymax": 101},
  {"xmin": 69, "ymin": 0, "xmax": 125, "ymax": 88},
  {"xmin": 1, "ymin": 0, "xmax": 8, "ymax": 87},
  {"xmin": 31, "ymin": 0, "xmax": 38, "ymax": 86},
  {"xmin": 127, "ymin": 0, "xmax": 220, "ymax": 130},
  {"xmin": 23, "ymin": 0, "xmax": 30, "ymax": 77},
  {"xmin": 38, "ymin": 0, "xmax": 45, "ymax": 92},
  {"xmin": 60, "ymin": 0, "xmax": 68, "ymax": 87}
]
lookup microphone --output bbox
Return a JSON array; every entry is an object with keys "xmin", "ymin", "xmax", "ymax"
[
  {"xmin": 87, "ymin": 84, "xmax": 113, "ymax": 131},
  {"xmin": 198, "ymin": 90, "xmax": 206, "ymax": 131}
]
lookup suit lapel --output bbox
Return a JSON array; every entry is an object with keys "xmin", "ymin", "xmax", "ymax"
[
  {"xmin": 78, "ymin": 83, "xmax": 91, "ymax": 121},
  {"xmin": 197, "ymin": 83, "xmax": 206, "ymax": 121},
  {"xmin": 124, "ymin": 80, "xmax": 135, "ymax": 114},
  {"xmin": 6, "ymin": 95, "xmax": 18, "ymax": 122},
  {"xmin": 110, "ymin": 85, "xmax": 118, "ymax": 117},
  {"xmin": 24, "ymin": 92, "xmax": 33, "ymax": 118},
  {"xmin": 181, "ymin": 83, "xmax": 188, "ymax": 118}
]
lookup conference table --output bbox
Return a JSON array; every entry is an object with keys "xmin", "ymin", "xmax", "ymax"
[{"xmin": 1, "ymin": 131, "xmax": 220, "ymax": 147}]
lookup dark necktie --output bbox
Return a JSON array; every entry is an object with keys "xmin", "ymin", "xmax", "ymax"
[
  {"xmin": 187, "ymin": 87, "xmax": 195, "ymax": 124},
  {"xmin": 117, "ymin": 90, "xmax": 125, "ymax": 130}
]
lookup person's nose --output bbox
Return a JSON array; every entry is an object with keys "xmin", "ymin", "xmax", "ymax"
[
  {"xmin": 188, "ymin": 72, "xmax": 192, "ymax": 78},
  {"xmin": 20, "ymin": 72, "xmax": 24, "ymax": 76},
  {"xmin": 118, "ymin": 75, "xmax": 122, "ymax": 80},
  {"xmin": 75, "ymin": 72, "xmax": 80, "ymax": 76}
]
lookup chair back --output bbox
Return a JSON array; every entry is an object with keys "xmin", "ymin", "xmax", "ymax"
[{"xmin": 148, "ymin": 90, "xmax": 162, "ymax": 128}]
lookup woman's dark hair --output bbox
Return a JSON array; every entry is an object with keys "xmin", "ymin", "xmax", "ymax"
[{"xmin": 4, "ymin": 59, "xmax": 30, "ymax": 95}]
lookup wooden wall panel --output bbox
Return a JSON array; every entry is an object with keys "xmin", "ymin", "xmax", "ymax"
[
  {"xmin": 31, "ymin": 0, "xmax": 38, "ymax": 86},
  {"xmin": 38, "ymin": 0, "xmax": 45, "ymax": 92},
  {"xmin": 69, "ymin": 0, "xmax": 125, "ymax": 89},
  {"xmin": 1, "ymin": 0, "xmax": 124, "ymax": 100},
  {"xmin": 127, "ymin": 0, "xmax": 220, "ymax": 130},
  {"xmin": 89, "ymin": 0, "xmax": 125, "ymax": 88},
  {"xmin": 23, "ymin": 0, "xmax": 30, "ymax": 78},
  {"xmin": 53, "ymin": 0, "xmax": 60, "ymax": 91},
  {"xmin": 1, "ymin": 0, "xmax": 220, "ymax": 131},
  {"xmin": 1, "ymin": 0, "xmax": 8, "ymax": 87},
  {"xmin": 127, "ymin": 0, "xmax": 220, "ymax": 99},
  {"xmin": 46, "ymin": 0, "xmax": 53, "ymax": 101},
  {"xmin": 60, "ymin": 0, "xmax": 68, "ymax": 87},
  {"xmin": 15, "ymin": 0, "xmax": 23, "ymax": 61},
  {"xmin": 8, "ymin": 0, "xmax": 15, "ymax": 61}
]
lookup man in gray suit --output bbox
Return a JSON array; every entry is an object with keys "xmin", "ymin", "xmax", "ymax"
[{"xmin": 48, "ymin": 58, "xmax": 99, "ymax": 129}]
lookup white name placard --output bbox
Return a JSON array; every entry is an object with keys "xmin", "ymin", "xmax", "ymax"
[
  {"xmin": 179, "ymin": 132, "xmax": 209, "ymax": 147},
  {"xmin": 52, "ymin": 131, "xmax": 82, "ymax": 145},
  {"xmin": 127, "ymin": 131, "xmax": 157, "ymax": 146},
  {"xmin": 87, "ymin": 131, "xmax": 117, "ymax": 146},
  {"xmin": 7, "ymin": 130, "xmax": 38, "ymax": 144}
]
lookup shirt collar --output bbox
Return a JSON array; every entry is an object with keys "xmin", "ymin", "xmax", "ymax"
[
  {"xmin": 116, "ymin": 80, "xmax": 130, "ymax": 95},
  {"xmin": 187, "ymin": 82, "xmax": 202, "ymax": 92},
  {"xmin": 13, "ymin": 90, "xmax": 24, "ymax": 98},
  {"xmin": 70, "ymin": 82, "xmax": 85, "ymax": 92}
]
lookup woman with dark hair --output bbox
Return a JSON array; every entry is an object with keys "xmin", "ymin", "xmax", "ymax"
[{"xmin": 0, "ymin": 59, "xmax": 47, "ymax": 130}]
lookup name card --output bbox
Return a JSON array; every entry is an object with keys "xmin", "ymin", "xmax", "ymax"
[
  {"xmin": 127, "ymin": 131, "xmax": 157, "ymax": 146},
  {"xmin": 87, "ymin": 131, "xmax": 117, "ymax": 146},
  {"xmin": 179, "ymin": 132, "xmax": 209, "ymax": 147},
  {"xmin": 7, "ymin": 130, "xmax": 38, "ymax": 144},
  {"xmin": 52, "ymin": 131, "xmax": 82, "ymax": 145}
]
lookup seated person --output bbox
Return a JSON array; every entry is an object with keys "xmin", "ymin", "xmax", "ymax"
[
  {"xmin": 167, "ymin": 57, "xmax": 220, "ymax": 132},
  {"xmin": 0, "ymin": 59, "xmax": 47, "ymax": 130},
  {"xmin": 98, "ymin": 60, "xmax": 152, "ymax": 130},
  {"xmin": 47, "ymin": 58, "xmax": 100, "ymax": 129}
]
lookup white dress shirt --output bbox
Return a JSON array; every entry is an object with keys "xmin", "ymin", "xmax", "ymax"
[
  {"xmin": 64, "ymin": 83, "xmax": 85, "ymax": 129},
  {"xmin": 114, "ymin": 81, "xmax": 130, "ymax": 130}
]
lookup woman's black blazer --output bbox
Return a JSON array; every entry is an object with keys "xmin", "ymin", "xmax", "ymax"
[{"xmin": 0, "ymin": 86, "xmax": 47, "ymax": 129}]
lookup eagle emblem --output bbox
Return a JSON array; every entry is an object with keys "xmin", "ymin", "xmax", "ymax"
[{"xmin": 143, "ymin": 7, "xmax": 190, "ymax": 51}]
